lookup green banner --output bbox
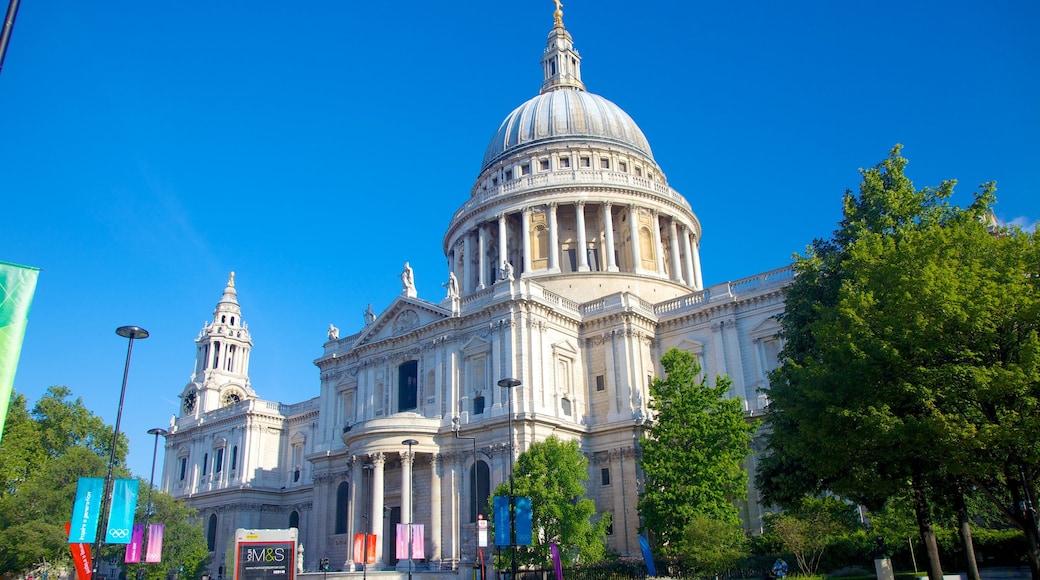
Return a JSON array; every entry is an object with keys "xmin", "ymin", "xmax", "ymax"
[{"xmin": 0, "ymin": 261, "xmax": 40, "ymax": 442}]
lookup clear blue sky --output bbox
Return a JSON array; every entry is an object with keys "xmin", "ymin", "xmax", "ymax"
[{"xmin": 2, "ymin": 1, "xmax": 1037, "ymax": 479}]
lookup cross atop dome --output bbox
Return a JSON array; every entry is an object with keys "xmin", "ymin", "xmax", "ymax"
[{"xmin": 540, "ymin": 0, "xmax": 585, "ymax": 94}]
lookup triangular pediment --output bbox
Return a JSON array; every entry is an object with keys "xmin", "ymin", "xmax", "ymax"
[
  {"xmin": 551, "ymin": 339, "xmax": 578, "ymax": 356},
  {"xmin": 353, "ymin": 296, "xmax": 451, "ymax": 346},
  {"xmin": 749, "ymin": 317, "xmax": 781, "ymax": 340},
  {"xmin": 462, "ymin": 336, "xmax": 492, "ymax": 355}
]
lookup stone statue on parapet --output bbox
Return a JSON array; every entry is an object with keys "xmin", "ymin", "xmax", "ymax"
[
  {"xmin": 445, "ymin": 271, "xmax": 460, "ymax": 298},
  {"xmin": 327, "ymin": 323, "xmax": 339, "ymax": 341},
  {"xmin": 364, "ymin": 304, "xmax": 376, "ymax": 325},
  {"xmin": 500, "ymin": 260, "xmax": 515, "ymax": 282},
  {"xmin": 401, "ymin": 262, "xmax": 417, "ymax": 297}
]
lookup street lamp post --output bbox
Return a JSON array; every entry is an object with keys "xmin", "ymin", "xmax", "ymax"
[
  {"xmin": 452, "ymin": 417, "xmax": 478, "ymax": 569},
  {"xmin": 497, "ymin": 378, "xmax": 521, "ymax": 580},
  {"xmin": 93, "ymin": 325, "xmax": 149, "ymax": 579},
  {"xmin": 362, "ymin": 462, "xmax": 374, "ymax": 580},
  {"xmin": 402, "ymin": 439, "xmax": 419, "ymax": 580}
]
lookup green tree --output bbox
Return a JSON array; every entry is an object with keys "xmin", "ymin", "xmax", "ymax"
[
  {"xmin": 489, "ymin": 435, "xmax": 610, "ymax": 569},
  {"xmin": 767, "ymin": 497, "xmax": 858, "ymax": 576},
  {"xmin": 675, "ymin": 515, "xmax": 750, "ymax": 576},
  {"xmin": 760, "ymin": 146, "xmax": 1040, "ymax": 580},
  {"xmin": 638, "ymin": 348, "xmax": 756, "ymax": 556},
  {"xmin": 0, "ymin": 387, "xmax": 208, "ymax": 577}
]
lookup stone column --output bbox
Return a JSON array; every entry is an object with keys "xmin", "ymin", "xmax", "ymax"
[
  {"xmin": 548, "ymin": 203, "xmax": 560, "ymax": 272},
  {"xmin": 477, "ymin": 225, "xmax": 487, "ymax": 290},
  {"xmin": 463, "ymin": 231, "xmax": 474, "ymax": 295},
  {"xmin": 653, "ymin": 211, "xmax": 666, "ymax": 275},
  {"xmin": 668, "ymin": 218, "xmax": 685, "ymax": 284},
  {"xmin": 521, "ymin": 208, "xmax": 532, "ymax": 275},
  {"xmin": 576, "ymin": 201, "xmax": 589, "ymax": 272},
  {"xmin": 691, "ymin": 234, "xmax": 703, "ymax": 291},
  {"xmin": 370, "ymin": 453, "xmax": 386, "ymax": 566},
  {"xmin": 429, "ymin": 455, "xmax": 442, "ymax": 561},
  {"xmin": 682, "ymin": 227, "xmax": 696, "ymax": 289},
  {"xmin": 348, "ymin": 458, "xmax": 363, "ymax": 568},
  {"xmin": 603, "ymin": 202, "xmax": 618, "ymax": 272},
  {"xmin": 498, "ymin": 213, "xmax": 508, "ymax": 278},
  {"xmin": 629, "ymin": 204, "xmax": 640, "ymax": 273}
]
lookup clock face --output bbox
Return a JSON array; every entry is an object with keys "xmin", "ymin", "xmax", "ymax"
[
  {"xmin": 223, "ymin": 392, "xmax": 241, "ymax": 406},
  {"xmin": 183, "ymin": 391, "xmax": 197, "ymax": 413}
]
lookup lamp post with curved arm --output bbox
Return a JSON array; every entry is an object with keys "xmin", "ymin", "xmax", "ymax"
[
  {"xmin": 452, "ymin": 416, "xmax": 478, "ymax": 567},
  {"xmin": 93, "ymin": 325, "xmax": 149, "ymax": 579}
]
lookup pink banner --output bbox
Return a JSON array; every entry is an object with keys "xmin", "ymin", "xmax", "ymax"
[
  {"xmin": 395, "ymin": 524, "xmax": 424, "ymax": 559},
  {"xmin": 125, "ymin": 524, "xmax": 144, "ymax": 563},
  {"xmin": 145, "ymin": 524, "xmax": 164, "ymax": 563}
]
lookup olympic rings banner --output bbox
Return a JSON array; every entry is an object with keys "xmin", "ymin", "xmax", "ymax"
[{"xmin": 106, "ymin": 479, "xmax": 140, "ymax": 544}]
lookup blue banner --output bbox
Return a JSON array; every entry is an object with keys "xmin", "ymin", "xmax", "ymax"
[
  {"xmin": 638, "ymin": 535, "xmax": 656, "ymax": 577},
  {"xmin": 69, "ymin": 477, "xmax": 105, "ymax": 543},
  {"xmin": 493, "ymin": 496, "xmax": 509, "ymax": 546},
  {"xmin": 106, "ymin": 479, "xmax": 140, "ymax": 544},
  {"xmin": 515, "ymin": 497, "xmax": 532, "ymax": 546}
]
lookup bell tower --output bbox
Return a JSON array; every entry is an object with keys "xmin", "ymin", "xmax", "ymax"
[{"xmin": 180, "ymin": 272, "xmax": 255, "ymax": 417}]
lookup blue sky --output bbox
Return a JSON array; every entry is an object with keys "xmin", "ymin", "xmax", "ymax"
[{"xmin": 2, "ymin": 0, "xmax": 1037, "ymax": 478}]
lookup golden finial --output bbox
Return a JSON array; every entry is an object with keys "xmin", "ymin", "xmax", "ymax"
[
  {"xmin": 553, "ymin": 0, "xmax": 564, "ymax": 27},
  {"xmin": 228, "ymin": 271, "xmax": 235, "ymax": 287}
]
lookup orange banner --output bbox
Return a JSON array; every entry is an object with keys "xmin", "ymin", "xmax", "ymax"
[
  {"xmin": 352, "ymin": 533, "xmax": 377, "ymax": 565},
  {"xmin": 65, "ymin": 522, "xmax": 93, "ymax": 580}
]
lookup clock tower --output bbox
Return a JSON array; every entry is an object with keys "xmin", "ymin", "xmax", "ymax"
[{"xmin": 179, "ymin": 272, "xmax": 256, "ymax": 417}]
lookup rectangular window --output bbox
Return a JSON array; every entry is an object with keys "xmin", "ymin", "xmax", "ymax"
[
  {"xmin": 539, "ymin": 159, "xmax": 550, "ymax": 171},
  {"xmin": 559, "ymin": 157, "xmax": 571, "ymax": 168},
  {"xmin": 231, "ymin": 446, "xmax": 238, "ymax": 470},
  {"xmin": 520, "ymin": 163, "xmax": 530, "ymax": 176},
  {"xmin": 473, "ymin": 395, "xmax": 486, "ymax": 415},
  {"xmin": 600, "ymin": 158, "xmax": 610, "ymax": 169},
  {"xmin": 215, "ymin": 448, "xmax": 224, "ymax": 473},
  {"xmin": 601, "ymin": 467, "xmax": 610, "ymax": 486},
  {"xmin": 596, "ymin": 375, "xmax": 605, "ymax": 392},
  {"xmin": 505, "ymin": 169, "xmax": 513, "ymax": 181},
  {"xmin": 635, "ymin": 167, "xmax": 643, "ymax": 177},
  {"xmin": 619, "ymin": 161, "xmax": 627, "ymax": 172},
  {"xmin": 179, "ymin": 457, "xmax": 187, "ymax": 481},
  {"xmin": 201, "ymin": 453, "xmax": 209, "ymax": 476},
  {"xmin": 580, "ymin": 156, "xmax": 591, "ymax": 168}
]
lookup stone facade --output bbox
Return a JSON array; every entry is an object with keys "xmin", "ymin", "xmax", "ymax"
[{"xmin": 161, "ymin": 9, "xmax": 790, "ymax": 576}]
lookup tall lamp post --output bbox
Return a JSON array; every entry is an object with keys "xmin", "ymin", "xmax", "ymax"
[
  {"xmin": 452, "ymin": 417, "xmax": 478, "ymax": 568},
  {"xmin": 402, "ymin": 439, "xmax": 419, "ymax": 580},
  {"xmin": 362, "ymin": 462, "xmax": 374, "ymax": 580},
  {"xmin": 93, "ymin": 325, "xmax": 150, "ymax": 579},
  {"xmin": 143, "ymin": 427, "xmax": 168, "ymax": 572},
  {"xmin": 497, "ymin": 378, "xmax": 521, "ymax": 580}
]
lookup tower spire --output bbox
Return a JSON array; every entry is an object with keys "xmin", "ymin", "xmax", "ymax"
[{"xmin": 540, "ymin": 0, "xmax": 585, "ymax": 94}]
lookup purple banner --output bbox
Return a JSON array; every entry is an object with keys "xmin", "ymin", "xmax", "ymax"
[
  {"xmin": 145, "ymin": 524, "xmax": 164, "ymax": 563},
  {"xmin": 550, "ymin": 542, "xmax": 563, "ymax": 580},
  {"xmin": 125, "ymin": 524, "xmax": 145, "ymax": 563}
]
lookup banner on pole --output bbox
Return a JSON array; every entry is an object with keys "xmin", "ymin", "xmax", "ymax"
[
  {"xmin": 145, "ymin": 524, "xmax": 165, "ymax": 563},
  {"xmin": 69, "ymin": 477, "xmax": 105, "ymax": 543},
  {"xmin": 125, "ymin": 524, "xmax": 145, "ymax": 563},
  {"xmin": 493, "ymin": 496, "xmax": 508, "ymax": 546},
  {"xmin": 394, "ymin": 524, "xmax": 424, "ymax": 559},
  {"xmin": 353, "ymin": 534, "xmax": 377, "ymax": 565},
  {"xmin": 65, "ymin": 522, "xmax": 93, "ymax": 580},
  {"xmin": 516, "ymin": 497, "xmax": 532, "ymax": 546},
  {"xmin": 0, "ymin": 261, "xmax": 40, "ymax": 442},
  {"xmin": 106, "ymin": 479, "xmax": 139, "ymax": 543}
]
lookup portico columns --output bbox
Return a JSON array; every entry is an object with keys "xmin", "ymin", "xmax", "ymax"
[
  {"xmin": 576, "ymin": 202, "xmax": 590, "ymax": 272},
  {"xmin": 429, "ymin": 456, "xmax": 442, "ymax": 561},
  {"xmin": 370, "ymin": 453, "xmax": 386, "ymax": 566}
]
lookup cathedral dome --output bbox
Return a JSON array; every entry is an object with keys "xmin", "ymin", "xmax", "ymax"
[{"xmin": 481, "ymin": 90, "xmax": 655, "ymax": 171}]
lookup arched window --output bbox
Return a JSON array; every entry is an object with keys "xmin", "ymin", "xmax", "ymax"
[
  {"xmin": 207, "ymin": 513, "xmax": 217, "ymax": 551},
  {"xmin": 469, "ymin": 460, "xmax": 490, "ymax": 523},
  {"xmin": 289, "ymin": 511, "xmax": 300, "ymax": 530},
  {"xmin": 335, "ymin": 481, "xmax": 350, "ymax": 534}
]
